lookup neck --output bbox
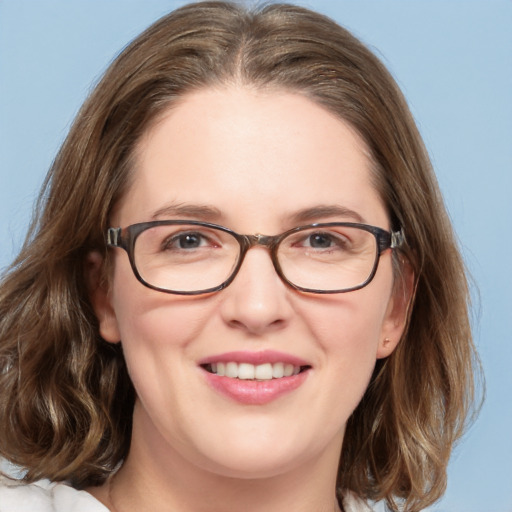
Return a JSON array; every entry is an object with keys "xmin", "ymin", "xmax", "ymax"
[
  {"xmin": 108, "ymin": 464, "xmax": 342, "ymax": 512},
  {"xmin": 103, "ymin": 408, "xmax": 344, "ymax": 512}
]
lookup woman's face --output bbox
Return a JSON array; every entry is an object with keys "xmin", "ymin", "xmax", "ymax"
[{"xmin": 92, "ymin": 87, "xmax": 409, "ymax": 480}]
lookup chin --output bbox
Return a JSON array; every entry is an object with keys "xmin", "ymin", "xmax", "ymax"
[
  {"xmin": 196, "ymin": 449, "xmax": 312, "ymax": 480},
  {"xmin": 182, "ymin": 423, "xmax": 343, "ymax": 481}
]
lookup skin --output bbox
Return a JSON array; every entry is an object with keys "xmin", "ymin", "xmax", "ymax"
[{"xmin": 88, "ymin": 87, "xmax": 412, "ymax": 512}]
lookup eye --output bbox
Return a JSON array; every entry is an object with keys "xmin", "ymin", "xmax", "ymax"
[
  {"xmin": 300, "ymin": 231, "xmax": 349, "ymax": 250},
  {"xmin": 306, "ymin": 232, "xmax": 337, "ymax": 249},
  {"xmin": 163, "ymin": 231, "xmax": 213, "ymax": 250}
]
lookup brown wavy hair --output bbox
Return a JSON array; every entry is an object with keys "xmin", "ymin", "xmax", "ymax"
[{"xmin": 0, "ymin": 2, "xmax": 481, "ymax": 510}]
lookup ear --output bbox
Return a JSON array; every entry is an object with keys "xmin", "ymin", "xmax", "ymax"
[
  {"xmin": 85, "ymin": 251, "xmax": 121, "ymax": 343},
  {"xmin": 377, "ymin": 261, "xmax": 416, "ymax": 359}
]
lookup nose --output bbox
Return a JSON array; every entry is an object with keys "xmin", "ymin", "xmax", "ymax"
[{"xmin": 219, "ymin": 246, "xmax": 293, "ymax": 335}]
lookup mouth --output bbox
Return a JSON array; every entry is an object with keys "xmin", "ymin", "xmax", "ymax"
[
  {"xmin": 198, "ymin": 351, "xmax": 312, "ymax": 404},
  {"xmin": 201, "ymin": 362, "xmax": 311, "ymax": 380}
]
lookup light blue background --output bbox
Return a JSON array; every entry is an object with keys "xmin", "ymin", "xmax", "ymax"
[{"xmin": 1, "ymin": 1, "xmax": 511, "ymax": 510}]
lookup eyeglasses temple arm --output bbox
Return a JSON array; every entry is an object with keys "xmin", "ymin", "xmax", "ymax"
[
  {"xmin": 391, "ymin": 228, "xmax": 406, "ymax": 249},
  {"xmin": 107, "ymin": 227, "xmax": 122, "ymax": 247}
]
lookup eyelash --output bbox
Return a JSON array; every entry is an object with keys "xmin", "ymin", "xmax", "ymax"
[{"xmin": 162, "ymin": 231, "xmax": 217, "ymax": 251}]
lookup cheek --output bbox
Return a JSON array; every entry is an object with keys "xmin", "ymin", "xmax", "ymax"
[
  {"xmin": 114, "ymin": 294, "xmax": 206, "ymax": 347},
  {"xmin": 108, "ymin": 270, "xmax": 215, "ymax": 396},
  {"xmin": 110, "ymin": 288, "xmax": 220, "ymax": 449},
  {"xmin": 109, "ymin": 252, "xmax": 211, "ymax": 347},
  {"xmin": 303, "ymin": 290, "xmax": 390, "ymax": 354},
  {"xmin": 298, "ymin": 277, "xmax": 393, "ymax": 388}
]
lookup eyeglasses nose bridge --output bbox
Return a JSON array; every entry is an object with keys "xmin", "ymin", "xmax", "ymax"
[
  {"xmin": 236, "ymin": 233, "xmax": 283, "ymax": 275},
  {"xmin": 242, "ymin": 233, "xmax": 281, "ymax": 251}
]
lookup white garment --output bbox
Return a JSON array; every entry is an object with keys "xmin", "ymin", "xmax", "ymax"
[
  {"xmin": 0, "ymin": 475, "xmax": 373, "ymax": 511},
  {"xmin": 0, "ymin": 476, "xmax": 108, "ymax": 512}
]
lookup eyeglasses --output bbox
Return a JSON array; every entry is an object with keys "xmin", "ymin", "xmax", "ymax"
[{"xmin": 106, "ymin": 220, "xmax": 405, "ymax": 295}]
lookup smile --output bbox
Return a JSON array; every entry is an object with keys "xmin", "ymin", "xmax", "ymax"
[
  {"xmin": 199, "ymin": 351, "xmax": 312, "ymax": 404},
  {"xmin": 204, "ymin": 362, "xmax": 308, "ymax": 380}
]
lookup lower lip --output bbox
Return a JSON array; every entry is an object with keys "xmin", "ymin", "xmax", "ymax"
[{"xmin": 202, "ymin": 370, "xmax": 309, "ymax": 405}]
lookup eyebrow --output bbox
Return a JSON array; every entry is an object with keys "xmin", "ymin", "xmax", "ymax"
[
  {"xmin": 151, "ymin": 202, "xmax": 223, "ymax": 222},
  {"xmin": 287, "ymin": 205, "xmax": 366, "ymax": 225},
  {"xmin": 150, "ymin": 202, "xmax": 366, "ymax": 226}
]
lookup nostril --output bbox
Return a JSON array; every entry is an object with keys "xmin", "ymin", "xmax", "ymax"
[
  {"xmin": 227, "ymin": 319, "xmax": 245, "ymax": 330},
  {"xmin": 226, "ymin": 316, "xmax": 287, "ymax": 334}
]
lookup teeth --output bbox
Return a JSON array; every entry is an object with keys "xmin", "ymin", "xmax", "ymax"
[
  {"xmin": 272, "ymin": 362, "xmax": 284, "ymax": 378},
  {"xmin": 207, "ymin": 362, "xmax": 304, "ymax": 380},
  {"xmin": 255, "ymin": 363, "xmax": 273, "ymax": 380},
  {"xmin": 238, "ymin": 363, "xmax": 255, "ymax": 380},
  {"xmin": 226, "ymin": 362, "xmax": 238, "ymax": 378},
  {"xmin": 284, "ymin": 364, "xmax": 294, "ymax": 377}
]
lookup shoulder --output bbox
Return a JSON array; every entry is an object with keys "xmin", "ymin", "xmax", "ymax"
[
  {"xmin": 0, "ymin": 475, "xmax": 109, "ymax": 512},
  {"xmin": 342, "ymin": 491, "xmax": 376, "ymax": 512}
]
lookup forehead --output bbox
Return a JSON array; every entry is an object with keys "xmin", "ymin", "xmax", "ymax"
[{"xmin": 115, "ymin": 86, "xmax": 387, "ymax": 230}]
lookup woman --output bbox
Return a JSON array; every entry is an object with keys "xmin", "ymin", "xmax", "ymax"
[{"xmin": 0, "ymin": 2, "xmax": 480, "ymax": 511}]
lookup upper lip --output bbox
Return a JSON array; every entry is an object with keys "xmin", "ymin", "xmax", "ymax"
[{"xmin": 197, "ymin": 350, "xmax": 310, "ymax": 367}]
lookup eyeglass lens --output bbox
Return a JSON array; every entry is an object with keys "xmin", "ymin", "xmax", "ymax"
[{"xmin": 132, "ymin": 223, "xmax": 379, "ymax": 293}]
